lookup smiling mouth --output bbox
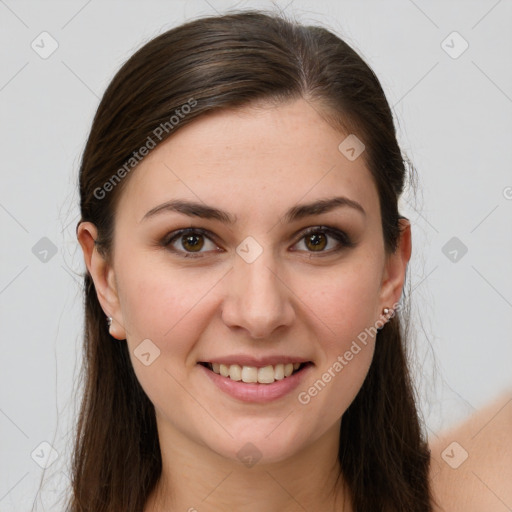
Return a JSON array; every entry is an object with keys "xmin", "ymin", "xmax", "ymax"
[{"xmin": 199, "ymin": 361, "xmax": 312, "ymax": 384}]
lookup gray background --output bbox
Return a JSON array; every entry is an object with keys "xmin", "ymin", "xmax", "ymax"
[{"xmin": 1, "ymin": 0, "xmax": 511, "ymax": 510}]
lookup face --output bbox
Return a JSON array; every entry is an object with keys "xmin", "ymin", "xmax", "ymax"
[{"xmin": 80, "ymin": 98, "xmax": 409, "ymax": 466}]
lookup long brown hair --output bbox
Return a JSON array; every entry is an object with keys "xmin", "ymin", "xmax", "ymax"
[{"xmin": 70, "ymin": 9, "xmax": 434, "ymax": 511}]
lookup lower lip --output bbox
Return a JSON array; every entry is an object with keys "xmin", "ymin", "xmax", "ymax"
[{"xmin": 198, "ymin": 363, "xmax": 314, "ymax": 403}]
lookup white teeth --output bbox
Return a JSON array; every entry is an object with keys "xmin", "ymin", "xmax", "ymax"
[
  {"xmin": 208, "ymin": 362, "xmax": 305, "ymax": 384},
  {"xmin": 257, "ymin": 365, "xmax": 275, "ymax": 384},
  {"xmin": 219, "ymin": 364, "xmax": 229, "ymax": 377},
  {"xmin": 229, "ymin": 364, "xmax": 242, "ymax": 381},
  {"xmin": 241, "ymin": 366, "xmax": 258, "ymax": 383},
  {"xmin": 274, "ymin": 363, "xmax": 284, "ymax": 380}
]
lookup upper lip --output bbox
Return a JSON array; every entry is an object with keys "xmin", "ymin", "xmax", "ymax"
[{"xmin": 200, "ymin": 355, "xmax": 312, "ymax": 367}]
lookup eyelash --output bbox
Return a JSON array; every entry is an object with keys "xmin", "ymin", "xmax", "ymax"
[{"xmin": 161, "ymin": 226, "xmax": 355, "ymax": 259}]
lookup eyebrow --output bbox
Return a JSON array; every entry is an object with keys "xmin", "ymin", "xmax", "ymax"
[{"xmin": 140, "ymin": 196, "xmax": 366, "ymax": 224}]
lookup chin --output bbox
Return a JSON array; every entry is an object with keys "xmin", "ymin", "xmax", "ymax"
[{"xmin": 205, "ymin": 422, "xmax": 312, "ymax": 467}]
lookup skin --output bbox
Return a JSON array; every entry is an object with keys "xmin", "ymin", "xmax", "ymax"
[
  {"xmin": 77, "ymin": 97, "xmax": 411, "ymax": 512},
  {"xmin": 429, "ymin": 390, "xmax": 512, "ymax": 512}
]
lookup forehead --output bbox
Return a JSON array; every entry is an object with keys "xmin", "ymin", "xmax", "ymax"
[{"xmin": 117, "ymin": 98, "xmax": 379, "ymax": 225}]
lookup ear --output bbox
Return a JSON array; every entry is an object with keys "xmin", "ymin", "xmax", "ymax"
[
  {"xmin": 378, "ymin": 218, "xmax": 412, "ymax": 312},
  {"xmin": 76, "ymin": 221, "xmax": 127, "ymax": 340}
]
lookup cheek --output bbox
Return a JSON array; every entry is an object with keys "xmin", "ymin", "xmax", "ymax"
[
  {"xmin": 116, "ymin": 260, "xmax": 214, "ymax": 412},
  {"xmin": 293, "ymin": 259, "xmax": 381, "ymax": 409},
  {"xmin": 116, "ymin": 255, "xmax": 223, "ymax": 355},
  {"xmin": 298, "ymin": 258, "xmax": 382, "ymax": 342}
]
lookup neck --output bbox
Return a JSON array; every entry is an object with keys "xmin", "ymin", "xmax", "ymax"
[{"xmin": 144, "ymin": 417, "xmax": 350, "ymax": 512}]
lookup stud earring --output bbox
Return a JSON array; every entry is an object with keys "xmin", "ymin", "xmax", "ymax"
[
  {"xmin": 382, "ymin": 307, "xmax": 394, "ymax": 317},
  {"xmin": 106, "ymin": 316, "xmax": 112, "ymax": 327},
  {"xmin": 377, "ymin": 307, "xmax": 394, "ymax": 332}
]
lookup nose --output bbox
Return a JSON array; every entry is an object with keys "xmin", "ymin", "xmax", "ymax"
[{"xmin": 221, "ymin": 250, "xmax": 295, "ymax": 339}]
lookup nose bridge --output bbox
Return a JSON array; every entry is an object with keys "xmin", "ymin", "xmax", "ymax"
[{"xmin": 222, "ymin": 246, "xmax": 294, "ymax": 338}]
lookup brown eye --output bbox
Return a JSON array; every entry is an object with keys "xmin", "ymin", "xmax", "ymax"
[
  {"xmin": 181, "ymin": 233, "xmax": 205, "ymax": 252},
  {"xmin": 304, "ymin": 232, "xmax": 327, "ymax": 251},
  {"xmin": 292, "ymin": 226, "xmax": 354, "ymax": 255},
  {"xmin": 163, "ymin": 228, "xmax": 219, "ymax": 257}
]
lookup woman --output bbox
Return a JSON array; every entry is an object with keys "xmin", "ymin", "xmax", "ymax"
[{"xmin": 74, "ymin": 10, "xmax": 433, "ymax": 511}]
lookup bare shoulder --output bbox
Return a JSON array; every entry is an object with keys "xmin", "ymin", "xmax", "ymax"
[{"xmin": 428, "ymin": 390, "xmax": 512, "ymax": 512}]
